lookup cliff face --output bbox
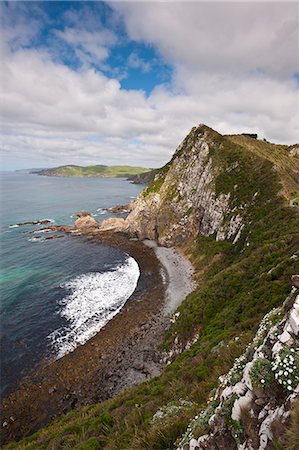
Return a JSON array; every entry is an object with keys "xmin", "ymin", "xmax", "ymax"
[{"xmin": 126, "ymin": 125, "xmax": 261, "ymax": 246}]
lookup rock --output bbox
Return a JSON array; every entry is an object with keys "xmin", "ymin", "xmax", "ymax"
[
  {"xmin": 98, "ymin": 217, "xmax": 127, "ymax": 232},
  {"xmin": 73, "ymin": 211, "xmax": 92, "ymax": 218},
  {"xmin": 272, "ymin": 341, "xmax": 283, "ymax": 355},
  {"xmin": 189, "ymin": 438, "xmax": 200, "ymax": 450},
  {"xmin": 74, "ymin": 216, "xmax": 98, "ymax": 230},
  {"xmin": 14, "ymin": 219, "xmax": 52, "ymax": 227},
  {"xmin": 289, "ymin": 147, "xmax": 299, "ymax": 157},
  {"xmin": 232, "ymin": 381, "xmax": 247, "ymax": 396},
  {"xmin": 278, "ymin": 330, "xmax": 292, "ymax": 344},
  {"xmin": 231, "ymin": 391, "xmax": 253, "ymax": 421},
  {"xmin": 291, "ymin": 275, "xmax": 299, "ymax": 288},
  {"xmin": 43, "ymin": 225, "xmax": 73, "ymax": 233},
  {"xmin": 106, "ymin": 204, "xmax": 131, "ymax": 213},
  {"xmin": 289, "ymin": 295, "xmax": 299, "ymax": 335}
]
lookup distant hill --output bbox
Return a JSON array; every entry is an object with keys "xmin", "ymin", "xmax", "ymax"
[{"xmin": 32, "ymin": 165, "xmax": 151, "ymax": 178}]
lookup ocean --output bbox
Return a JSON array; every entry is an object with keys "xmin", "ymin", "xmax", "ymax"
[{"xmin": 0, "ymin": 172, "xmax": 143, "ymax": 398}]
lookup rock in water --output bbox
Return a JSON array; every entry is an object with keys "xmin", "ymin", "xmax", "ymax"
[
  {"xmin": 73, "ymin": 211, "xmax": 92, "ymax": 218},
  {"xmin": 74, "ymin": 216, "xmax": 98, "ymax": 230}
]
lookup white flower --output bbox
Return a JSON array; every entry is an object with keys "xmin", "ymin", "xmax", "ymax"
[
  {"xmin": 287, "ymin": 386, "xmax": 292, "ymax": 391},
  {"xmin": 284, "ymin": 371, "xmax": 289, "ymax": 376},
  {"xmin": 261, "ymin": 379, "xmax": 265, "ymax": 384}
]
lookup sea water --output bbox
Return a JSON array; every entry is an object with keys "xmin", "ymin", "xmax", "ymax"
[{"xmin": 0, "ymin": 172, "xmax": 143, "ymax": 398}]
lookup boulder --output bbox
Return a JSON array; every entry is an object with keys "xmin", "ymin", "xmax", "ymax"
[
  {"xmin": 291, "ymin": 275, "xmax": 299, "ymax": 288},
  {"xmin": 98, "ymin": 218, "xmax": 127, "ymax": 232},
  {"xmin": 74, "ymin": 216, "xmax": 98, "ymax": 230}
]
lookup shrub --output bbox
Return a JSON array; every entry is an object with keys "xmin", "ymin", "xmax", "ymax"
[{"xmin": 250, "ymin": 358, "xmax": 274, "ymax": 388}]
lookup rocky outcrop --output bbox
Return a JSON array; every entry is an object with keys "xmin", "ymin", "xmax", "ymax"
[
  {"xmin": 177, "ymin": 287, "xmax": 299, "ymax": 450},
  {"xmin": 74, "ymin": 215, "xmax": 98, "ymax": 230},
  {"xmin": 121, "ymin": 124, "xmax": 247, "ymax": 246},
  {"xmin": 11, "ymin": 219, "xmax": 52, "ymax": 227},
  {"xmin": 127, "ymin": 168, "xmax": 158, "ymax": 185},
  {"xmin": 104, "ymin": 204, "xmax": 131, "ymax": 214},
  {"xmin": 73, "ymin": 211, "xmax": 92, "ymax": 218},
  {"xmin": 98, "ymin": 217, "xmax": 127, "ymax": 232}
]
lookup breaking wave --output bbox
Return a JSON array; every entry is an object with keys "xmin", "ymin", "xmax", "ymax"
[{"xmin": 48, "ymin": 256, "xmax": 140, "ymax": 359}]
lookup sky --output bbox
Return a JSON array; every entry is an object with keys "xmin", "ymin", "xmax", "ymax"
[{"xmin": 0, "ymin": 1, "xmax": 298, "ymax": 170}]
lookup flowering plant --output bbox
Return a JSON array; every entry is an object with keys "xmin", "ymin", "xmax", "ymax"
[{"xmin": 272, "ymin": 348, "xmax": 298, "ymax": 392}]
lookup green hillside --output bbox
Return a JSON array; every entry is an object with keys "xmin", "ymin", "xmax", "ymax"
[
  {"xmin": 35, "ymin": 165, "xmax": 150, "ymax": 178},
  {"xmin": 6, "ymin": 128, "xmax": 299, "ymax": 449}
]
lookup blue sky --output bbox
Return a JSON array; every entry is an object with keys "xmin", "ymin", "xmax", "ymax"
[{"xmin": 1, "ymin": 1, "xmax": 298, "ymax": 170}]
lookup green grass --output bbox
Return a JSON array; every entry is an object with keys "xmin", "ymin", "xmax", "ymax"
[
  {"xmin": 38, "ymin": 165, "xmax": 150, "ymax": 178},
  {"xmin": 8, "ymin": 127, "xmax": 299, "ymax": 449}
]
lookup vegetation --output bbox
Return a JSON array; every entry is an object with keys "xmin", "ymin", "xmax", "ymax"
[
  {"xmin": 8, "ymin": 128, "xmax": 299, "ymax": 449},
  {"xmin": 35, "ymin": 165, "xmax": 151, "ymax": 178},
  {"xmin": 249, "ymin": 358, "xmax": 274, "ymax": 388}
]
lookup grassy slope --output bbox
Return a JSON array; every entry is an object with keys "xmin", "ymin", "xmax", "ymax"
[
  {"xmin": 39, "ymin": 165, "xmax": 150, "ymax": 177},
  {"xmin": 226, "ymin": 135, "xmax": 299, "ymax": 201},
  {"xmin": 8, "ymin": 132, "xmax": 299, "ymax": 450}
]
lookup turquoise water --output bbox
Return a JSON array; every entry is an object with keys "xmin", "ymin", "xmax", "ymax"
[{"xmin": 0, "ymin": 172, "xmax": 143, "ymax": 397}]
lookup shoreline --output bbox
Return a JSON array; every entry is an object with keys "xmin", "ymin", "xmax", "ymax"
[
  {"xmin": 143, "ymin": 239, "xmax": 195, "ymax": 314},
  {"xmin": 1, "ymin": 230, "xmax": 195, "ymax": 445}
]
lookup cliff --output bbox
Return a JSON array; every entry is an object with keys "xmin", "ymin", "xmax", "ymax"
[
  {"xmin": 106, "ymin": 124, "xmax": 298, "ymax": 247},
  {"xmin": 5, "ymin": 124, "xmax": 299, "ymax": 450}
]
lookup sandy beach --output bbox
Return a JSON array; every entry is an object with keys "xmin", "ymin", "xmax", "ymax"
[
  {"xmin": 143, "ymin": 239, "xmax": 195, "ymax": 313},
  {"xmin": 1, "ymin": 231, "xmax": 195, "ymax": 446}
]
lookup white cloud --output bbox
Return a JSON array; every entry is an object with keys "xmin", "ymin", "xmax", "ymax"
[
  {"xmin": 112, "ymin": 2, "xmax": 298, "ymax": 78},
  {"xmin": 127, "ymin": 51, "xmax": 152, "ymax": 73},
  {"xmin": 1, "ymin": 2, "xmax": 298, "ymax": 170}
]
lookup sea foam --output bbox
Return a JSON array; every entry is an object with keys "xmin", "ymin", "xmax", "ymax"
[{"xmin": 48, "ymin": 256, "xmax": 140, "ymax": 359}]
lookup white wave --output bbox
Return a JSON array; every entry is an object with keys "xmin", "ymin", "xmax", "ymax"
[
  {"xmin": 96, "ymin": 208, "xmax": 107, "ymax": 215},
  {"xmin": 48, "ymin": 256, "xmax": 140, "ymax": 359},
  {"xmin": 9, "ymin": 224, "xmax": 19, "ymax": 228},
  {"xmin": 33, "ymin": 228, "xmax": 51, "ymax": 234},
  {"xmin": 28, "ymin": 236, "xmax": 45, "ymax": 242}
]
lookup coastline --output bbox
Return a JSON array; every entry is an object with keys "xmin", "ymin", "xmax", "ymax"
[{"xmin": 1, "ymin": 230, "xmax": 195, "ymax": 446}]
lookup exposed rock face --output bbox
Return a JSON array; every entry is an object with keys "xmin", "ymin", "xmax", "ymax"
[
  {"xmin": 127, "ymin": 168, "xmax": 158, "ymax": 185},
  {"xmin": 123, "ymin": 124, "xmax": 245, "ymax": 246},
  {"xmin": 74, "ymin": 215, "xmax": 98, "ymax": 230},
  {"xmin": 98, "ymin": 217, "xmax": 127, "ymax": 232},
  {"xmin": 177, "ymin": 288, "xmax": 299, "ymax": 450}
]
